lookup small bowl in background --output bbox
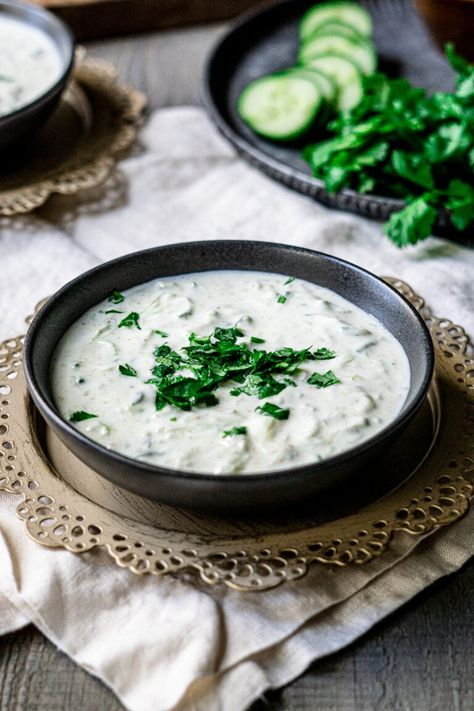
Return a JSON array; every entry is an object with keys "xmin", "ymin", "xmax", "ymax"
[
  {"xmin": 414, "ymin": 0, "xmax": 474, "ymax": 61},
  {"xmin": 0, "ymin": 0, "xmax": 75, "ymax": 152}
]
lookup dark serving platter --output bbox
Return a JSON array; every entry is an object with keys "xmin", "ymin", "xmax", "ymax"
[{"xmin": 202, "ymin": 0, "xmax": 462, "ymax": 236}]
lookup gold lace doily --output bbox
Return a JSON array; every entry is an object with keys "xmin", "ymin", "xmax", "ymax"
[
  {"xmin": 0, "ymin": 58, "xmax": 146, "ymax": 216},
  {"xmin": 0, "ymin": 280, "xmax": 473, "ymax": 591}
]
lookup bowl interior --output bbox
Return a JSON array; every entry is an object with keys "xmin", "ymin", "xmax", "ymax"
[{"xmin": 25, "ymin": 241, "xmax": 434, "ymax": 479}]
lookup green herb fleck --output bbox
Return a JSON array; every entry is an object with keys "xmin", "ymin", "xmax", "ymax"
[
  {"xmin": 119, "ymin": 363, "xmax": 137, "ymax": 377},
  {"xmin": 256, "ymin": 402, "xmax": 289, "ymax": 420},
  {"xmin": 70, "ymin": 411, "xmax": 97, "ymax": 422},
  {"xmin": 105, "ymin": 309, "xmax": 124, "ymax": 314},
  {"xmin": 307, "ymin": 370, "xmax": 340, "ymax": 388},
  {"xmin": 313, "ymin": 347, "xmax": 336, "ymax": 360},
  {"xmin": 154, "ymin": 329, "xmax": 169, "ymax": 338},
  {"xmin": 277, "ymin": 295, "xmax": 287, "ymax": 304},
  {"xmin": 284, "ymin": 276, "xmax": 296, "ymax": 285},
  {"xmin": 119, "ymin": 312, "xmax": 141, "ymax": 330},
  {"xmin": 108, "ymin": 290, "xmax": 125, "ymax": 304},
  {"xmin": 223, "ymin": 426, "xmax": 247, "ymax": 437},
  {"xmin": 251, "ymin": 336, "xmax": 266, "ymax": 344},
  {"xmin": 170, "ymin": 417, "xmax": 177, "ymax": 422}
]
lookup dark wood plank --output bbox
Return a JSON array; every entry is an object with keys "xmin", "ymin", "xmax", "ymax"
[{"xmin": 34, "ymin": 0, "xmax": 270, "ymax": 42}]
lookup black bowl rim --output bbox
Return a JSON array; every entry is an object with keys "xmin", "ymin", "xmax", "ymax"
[
  {"xmin": 23, "ymin": 240, "xmax": 435, "ymax": 484},
  {"xmin": 201, "ymin": 0, "xmax": 452, "ymax": 223},
  {"xmin": 0, "ymin": 0, "xmax": 75, "ymax": 124}
]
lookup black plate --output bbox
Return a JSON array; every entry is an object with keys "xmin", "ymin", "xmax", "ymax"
[
  {"xmin": 23, "ymin": 241, "xmax": 434, "ymax": 513},
  {"xmin": 202, "ymin": 0, "xmax": 461, "ymax": 235}
]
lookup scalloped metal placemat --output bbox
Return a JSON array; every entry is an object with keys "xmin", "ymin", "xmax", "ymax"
[
  {"xmin": 0, "ymin": 56, "xmax": 146, "ymax": 216},
  {"xmin": 0, "ymin": 280, "xmax": 473, "ymax": 591}
]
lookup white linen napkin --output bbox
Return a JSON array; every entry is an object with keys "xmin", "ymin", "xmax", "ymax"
[{"xmin": 0, "ymin": 107, "xmax": 473, "ymax": 711}]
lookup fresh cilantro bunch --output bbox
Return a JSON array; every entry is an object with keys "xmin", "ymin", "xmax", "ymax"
[{"xmin": 303, "ymin": 45, "xmax": 474, "ymax": 247}]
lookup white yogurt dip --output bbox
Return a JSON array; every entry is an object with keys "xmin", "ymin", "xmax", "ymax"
[
  {"xmin": 0, "ymin": 14, "xmax": 63, "ymax": 117},
  {"xmin": 51, "ymin": 271, "xmax": 410, "ymax": 474}
]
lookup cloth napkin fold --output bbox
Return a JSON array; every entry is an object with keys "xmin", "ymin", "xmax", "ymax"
[{"xmin": 0, "ymin": 107, "xmax": 473, "ymax": 711}]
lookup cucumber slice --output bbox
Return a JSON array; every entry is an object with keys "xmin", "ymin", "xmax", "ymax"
[
  {"xmin": 305, "ymin": 54, "xmax": 363, "ymax": 111},
  {"xmin": 278, "ymin": 67, "xmax": 337, "ymax": 104},
  {"xmin": 238, "ymin": 74, "xmax": 323, "ymax": 141},
  {"xmin": 299, "ymin": 34, "xmax": 376, "ymax": 74},
  {"xmin": 300, "ymin": 2, "xmax": 373, "ymax": 43},
  {"xmin": 302, "ymin": 20, "xmax": 365, "ymax": 44}
]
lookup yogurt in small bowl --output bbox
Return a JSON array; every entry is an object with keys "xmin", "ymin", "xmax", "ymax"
[{"xmin": 0, "ymin": 1, "xmax": 74, "ymax": 150}]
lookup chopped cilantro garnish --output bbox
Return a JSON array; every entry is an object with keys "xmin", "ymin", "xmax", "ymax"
[
  {"xmin": 284, "ymin": 276, "xmax": 296, "ymax": 285},
  {"xmin": 119, "ymin": 312, "xmax": 141, "ymax": 330},
  {"xmin": 277, "ymin": 295, "xmax": 287, "ymax": 304},
  {"xmin": 105, "ymin": 309, "xmax": 124, "ymax": 314},
  {"xmin": 251, "ymin": 336, "xmax": 266, "ymax": 344},
  {"xmin": 154, "ymin": 329, "xmax": 168, "ymax": 338},
  {"xmin": 256, "ymin": 402, "xmax": 289, "ymax": 420},
  {"xmin": 119, "ymin": 363, "xmax": 137, "ymax": 377},
  {"xmin": 231, "ymin": 373, "xmax": 286, "ymax": 399},
  {"xmin": 223, "ymin": 426, "xmax": 247, "ymax": 437},
  {"xmin": 145, "ymin": 325, "xmax": 336, "ymax": 415},
  {"xmin": 307, "ymin": 370, "xmax": 340, "ymax": 388},
  {"xmin": 108, "ymin": 290, "xmax": 125, "ymax": 304},
  {"xmin": 70, "ymin": 411, "xmax": 97, "ymax": 422},
  {"xmin": 313, "ymin": 348, "xmax": 336, "ymax": 360}
]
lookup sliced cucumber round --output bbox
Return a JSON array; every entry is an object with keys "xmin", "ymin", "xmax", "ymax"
[
  {"xmin": 237, "ymin": 74, "xmax": 323, "ymax": 141},
  {"xmin": 299, "ymin": 34, "xmax": 376, "ymax": 74},
  {"xmin": 300, "ymin": 2, "xmax": 373, "ymax": 43},
  {"xmin": 278, "ymin": 67, "xmax": 337, "ymax": 104},
  {"xmin": 305, "ymin": 54, "xmax": 363, "ymax": 111},
  {"xmin": 302, "ymin": 19, "xmax": 366, "ymax": 44}
]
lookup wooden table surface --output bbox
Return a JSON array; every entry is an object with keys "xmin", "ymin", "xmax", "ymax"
[{"xmin": 1, "ymin": 23, "xmax": 473, "ymax": 711}]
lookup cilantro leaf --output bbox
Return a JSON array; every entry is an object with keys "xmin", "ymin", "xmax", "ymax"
[
  {"xmin": 256, "ymin": 402, "xmax": 289, "ymax": 420},
  {"xmin": 119, "ymin": 363, "xmax": 137, "ymax": 377},
  {"xmin": 385, "ymin": 198, "xmax": 437, "ymax": 247},
  {"xmin": 231, "ymin": 373, "xmax": 286, "ymax": 399},
  {"xmin": 284, "ymin": 276, "xmax": 296, "ymax": 285},
  {"xmin": 251, "ymin": 336, "xmax": 266, "ymax": 344},
  {"xmin": 119, "ymin": 312, "xmax": 141, "ymax": 330},
  {"xmin": 277, "ymin": 295, "xmax": 287, "ymax": 304},
  {"xmin": 447, "ymin": 179, "xmax": 474, "ymax": 230},
  {"xmin": 105, "ymin": 309, "xmax": 124, "ymax": 314},
  {"xmin": 313, "ymin": 348, "xmax": 336, "ymax": 360},
  {"xmin": 154, "ymin": 329, "xmax": 168, "ymax": 338},
  {"xmin": 391, "ymin": 151, "xmax": 434, "ymax": 190},
  {"xmin": 307, "ymin": 370, "xmax": 340, "ymax": 388},
  {"xmin": 108, "ymin": 290, "xmax": 125, "ymax": 304},
  {"xmin": 70, "ymin": 411, "xmax": 97, "ymax": 422},
  {"xmin": 445, "ymin": 43, "xmax": 471, "ymax": 76},
  {"xmin": 223, "ymin": 426, "xmax": 247, "ymax": 437}
]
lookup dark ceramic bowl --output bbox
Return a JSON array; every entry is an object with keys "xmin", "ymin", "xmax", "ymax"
[
  {"xmin": 24, "ymin": 241, "xmax": 434, "ymax": 513},
  {"xmin": 0, "ymin": 0, "xmax": 75, "ymax": 152}
]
